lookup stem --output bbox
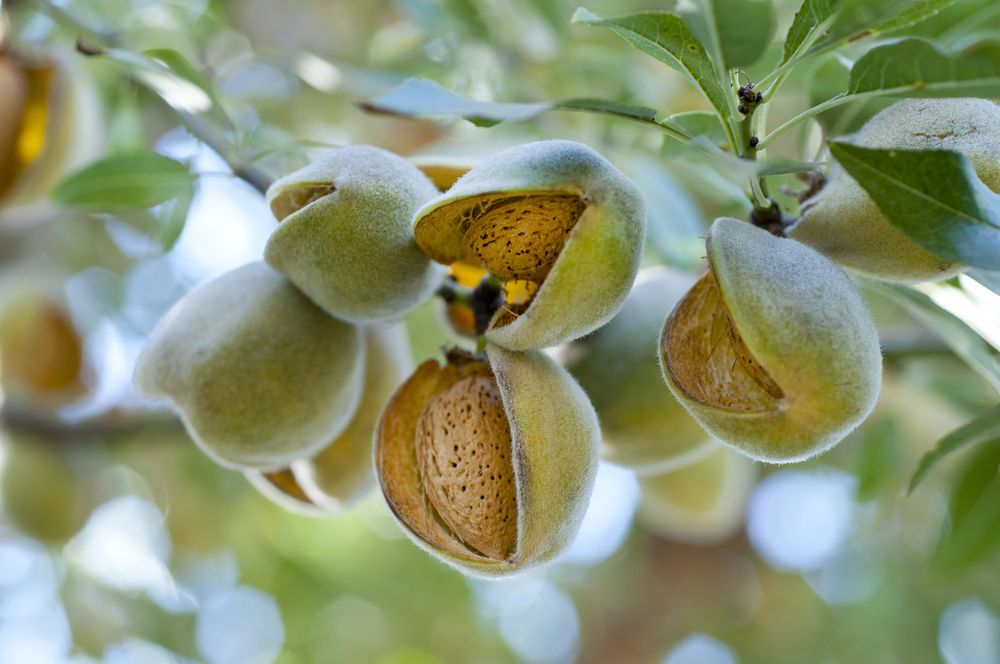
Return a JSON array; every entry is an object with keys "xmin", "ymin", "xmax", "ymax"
[{"xmin": 757, "ymin": 94, "xmax": 853, "ymax": 149}]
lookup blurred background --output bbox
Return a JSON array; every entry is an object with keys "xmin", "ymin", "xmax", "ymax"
[{"xmin": 1, "ymin": 0, "xmax": 1000, "ymax": 662}]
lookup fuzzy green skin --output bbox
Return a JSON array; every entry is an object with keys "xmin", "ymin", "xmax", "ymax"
[
  {"xmin": 293, "ymin": 323, "xmax": 413, "ymax": 511},
  {"xmin": 565, "ymin": 267, "xmax": 714, "ymax": 475},
  {"xmin": 637, "ymin": 444, "xmax": 756, "ymax": 545},
  {"xmin": 134, "ymin": 262, "xmax": 365, "ymax": 470},
  {"xmin": 413, "ymin": 140, "xmax": 645, "ymax": 350},
  {"xmin": 790, "ymin": 98, "xmax": 1000, "ymax": 283},
  {"xmin": 265, "ymin": 146, "xmax": 444, "ymax": 322},
  {"xmin": 400, "ymin": 345, "xmax": 600, "ymax": 578},
  {"xmin": 661, "ymin": 218, "xmax": 882, "ymax": 463}
]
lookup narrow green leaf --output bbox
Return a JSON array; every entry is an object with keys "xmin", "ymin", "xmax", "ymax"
[
  {"xmin": 783, "ymin": 0, "xmax": 843, "ymax": 64},
  {"xmin": 829, "ymin": 142, "xmax": 1000, "ymax": 270},
  {"xmin": 661, "ymin": 111, "xmax": 729, "ymax": 155},
  {"xmin": 910, "ymin": 407, "xmax": 1000, "ymax": 492},
  {"xmin": 808, "ymin": 0, "xmax": 955, "ymax": 55},
  {"xmin": 856, "ymin": 418, "xmax": 905, "ymax": 501},
  {"xmin": 848, "ymin": 38, "xmax": 1000, "ymax": 98},
  {"xmin": 969, "ymin": 269, "xmax": 1000, "ymax": 295},
  {"xmin": 705, "ymin": 0, "xmax": 776, "ymax": 68},
  {"xmin": 572, "ymin": 8, "xmax": 731, "ymax": 121},
  {"xmin": 933, "ymin": 439, "xmax": 1000, "ymax": 573},
  {"xmin": 864, "ymin": 281, "xmax": 1000, "ymax": 394},
  {"xmin": 361, "ymin": 78, "xmax": 661, "ymax": 128},
  {"xmin": 622, "ymin": 156, "xmax": 705, "ymax": 270},
  {"xmin": 808, "ymin": 56, "xmax": 889, "ymax": 134},
  {"xmin": 54, "ymin": 153, "xmax": 195, "ymax": 213},
  {"xmin": 553, "ymin": 98, "xmax": 658, "ymax": 122},
  {"xmin": 361, "ymin": 78, "xmax": 548, "ymax": 124}
]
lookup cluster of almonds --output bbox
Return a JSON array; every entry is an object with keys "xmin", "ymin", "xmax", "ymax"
[
  {"xmin": 136, "ymin": 141, "xmax": 644, "ymax": 576},
  {"xmin": 135, "ymin": 97, "xmax": 1000, "ymax": 577}
]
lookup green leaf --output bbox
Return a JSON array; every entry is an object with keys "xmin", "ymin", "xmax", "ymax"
[
  {"xmin": 703, "ymin": 0, "xmax": 776, "ymax": 69},
  {"xmin": 934, "ymin": 438, "xmax": 1000, "ymax": 573},
  {"xmin": 856, "ymin": 418, "xmax": 905, "ymax": 501},
  {"xmin": 910, "ymin": 407, "xmax": 1000, "ymax": 492},
  {"xmin": 808, "ymin": 56, "xmax": 889, "ymax": 134},
  {"xmin": 553, "ymin": 98, "xmax": 658, "ymax": 122},
  {"xmin": 661, "ymin": 111, "xmax": 729, "ymax": 155},
  {"xmin": 783, "ymin": 0, "xmax": 843, "ymax": 64},
  {"xmin": 829, "ymin": 142, "xmax": 1000, "ymax": 270},
  {"xmin": 808, "ymin": 0, "xmax": 955, "ymax": 55},
  {"xmin": 141, "ymin": 48, "xmax": 232, "ymax": 126},
  {"xmin": 361, "ymin": 78, "xmax": 661, "ymax": 128},
  {"xmin": 572, "ymin": 9, "xmax": 731, "ymax": 121},
  {"xmin": 54, "ymin": 153, "xmax": 196, "ymax": 213},
  {"xmin": 754, "ymin": 157, "xmax": 825, "ymax": 176},
  {"xmin": 621, "ymin": 156, "xmax": 705, "ymax": 270},
  {"xmin": 969, "ymin": 269, "xmax": 1000, "ymax": 295},
  {"xmin": 863, "ymin": 281, "xmax": 1000, "ymax": 394},
  {"xmin": 361, "ymin": 78, "xmax": 548, "ymax": 125},
  {"xmin": 848, "ymin": 38, "xmax": 1000, "ymax": 98}
]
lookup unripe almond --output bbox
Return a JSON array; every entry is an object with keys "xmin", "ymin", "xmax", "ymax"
[
  {"xmin": 637, "ymin": 444, "xmax": 757, "ymax": 545},
  {"xmin": 563, "ymin": 266, "xmax": 714, "ymax": 475},
  {"xmin": 789, "ymin": 98, "xmax": 1000, "ymax": 282},
  {"xmin": 412, "ymin": 140, "xmax": 645, "ymax": 350},
  {"xmin": 411, "ymin": 157, "xmax": 471, "ymax": 192},
  {"xmin": 264, "ymin": 146, "xmax": 444, "ymax": 322},
  {"xmin": 660, "ymin": 218, "xmax": 882, "ymax": 463},
  {"xmin": 245, "ymin": 469, "xmax": 330, "ymax": 517},
  {"xmin": 292, "ymin": 323, "xmax": 413, "ymax": 511},
  {"xmin": 134, "ymin": 262, "xmax": 365, "ymax": 470},
  {"xmin": 375, "ymin": 345, "xmax": 600, "ymax": 577},
  {"xmin": 0, "ymin": 50, "xmax": 104, "ymax": 228}
]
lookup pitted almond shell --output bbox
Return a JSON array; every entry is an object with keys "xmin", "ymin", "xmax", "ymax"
[
  {"xmin": 375, "ymin": 344, "xmax": 600, "ymax": 578},
  {"xmin": 637, "ymin": 443, "xmax": 757, "ymax": 545},
  {"xmin": 660, "ymin": 218, "xmax": 882, "ymax": 463},
  {"xmin": 134, "ymin": 262, "xmax": 366, "ymax": 470},
  {"xmin": 245, "ymin": 469, "xmax": 332, "ymax": 517},
  {"xmin": 292, "ymin": 323, "xmax": 413, "ymax": 511},
  {"xmin": 789, "ymin": 98, "xmax": 1000, "ymax": 283},
  {"xmin": 264, "ymin": 145, "xmax": 445, "ymax": 323},
  {"xmin": 412, "ymin": 140, "xmax": 645, "ymax": 350},
  {"xmin": 563, "ymin": 266, "xmax": 714, "ymax": 475}
]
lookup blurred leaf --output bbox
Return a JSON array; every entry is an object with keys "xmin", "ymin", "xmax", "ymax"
[
  {"xmin": 622, "ymin": 156, "xmax": 705, "ymax": 269},
  {"xmin": 864, "ymin": 281, "xmax": 1000, "ymax": 394},
  {"xmin": 361, "ymin": 78, "xmax": 660, "ymax": 128},
  {"xmin": 808, "ymin": 56, "xmax": 889, "ymax": 134},
  {"xmin": 969, "ymin": 269, "xmax": 1000, "ymax": 295},
  {"xmin": 808, "ymin": 0, "xmax": 956, "ymax": 54},
  {"xmin": 910, "ymin": 406, "xmax": 1000, "ymax": 492},
  {"xmin": 699, "ymin": 0, "xmax": 777, "ymax": 68},
  {"xmin": 847, "ymin": 38, "xmax": 1000, "ymax": 98},
  {"xmin": 101, "ymin": 48, "xmax": 226, "ymax": 123},
  {"xmin": 755, "ymin": 157, "xmax": 826, "ymax": 176},
  {"xmin": 934, "ymin": 437, "xmax": 1000, "ymax": 573},
  {"xmin": 572, "ymin": 9, "xmax": 731, "ymax": 122},
  {"xmin": 54, "ymin": 153, "xmax": 195, "ymax": 213},
  {"xmin": 783, "ymin": 0, "xmax": 843, "ymax": 64},
  {"xmin": 361, "ymin": 78, "xmax": 548, "ymax": 126},
  {"xmin": 555, "ymin": 98, "xmax": 658, "ymax": 122},
  {"xmin": 829, "ymin": 142, "xmax": 1000, "ymax": 270},
  {"xmin": 856, "ymin": 418, "xmax": 905, "ymax": 501},
  {"xmin": 141, "ymin": 48, "xmax": 233, "ymax": 128},
  {"xmin": 662, "ymin": 111, "xmax": 729, "ymax": 155}
]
